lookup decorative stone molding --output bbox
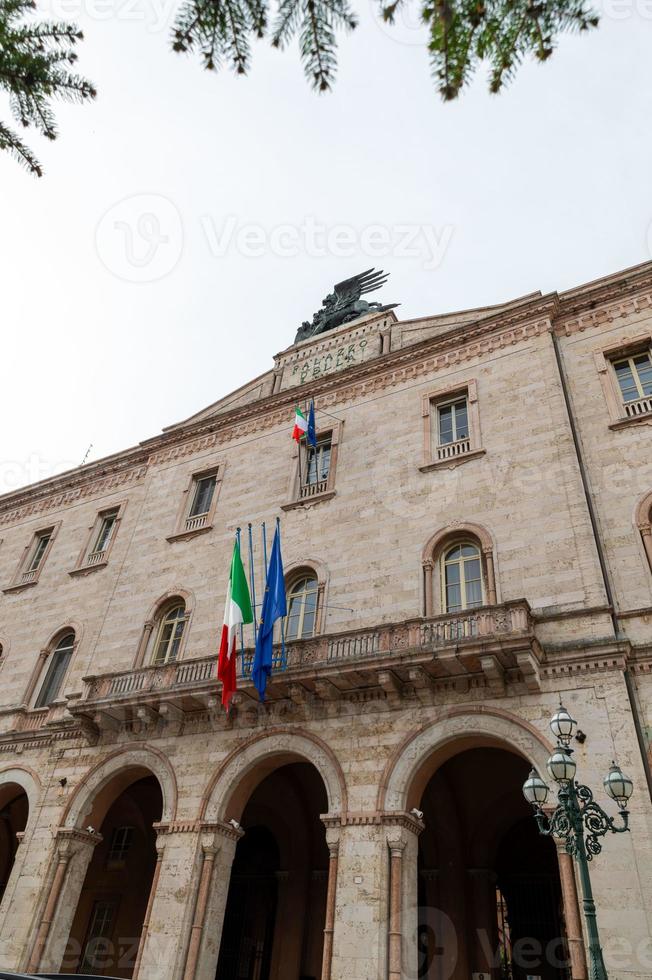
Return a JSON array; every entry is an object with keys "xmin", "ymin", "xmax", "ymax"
[
  {"xmin": 379, "ymin": 705, "xmax": 553, "ymax": 813},
  {"xmin": 201, "ymin": 728, "xmax": 347, "ymax": 821},
  {"xmin": 61, "ymin": 743, "xmax": 178, "ymax": 828},
  {"xmin": 0, "ymin": 463, "xmax": 147, "ymax": 528},
  {"xmin": 421, "ymin": 521, "xmax": 497, "ymax": 614}
]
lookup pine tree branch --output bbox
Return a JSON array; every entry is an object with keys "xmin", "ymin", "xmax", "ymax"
[
  {"xmin": 0, "ymin": 118, "xmax": 42, "ymax": 174},
  {"xmin": 0, "ymin": 0, "xmax": 95, "ymax": 175}
]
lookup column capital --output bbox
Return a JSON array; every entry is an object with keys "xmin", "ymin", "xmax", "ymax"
[
  {"xmin": 200, "ymin": 819, "xmax": 245, "ymax": 845},
  {"xmin": 55, "ymin": 826, "xmax": 103, "ymax": 856},
  {"xmin": 638, "ymin": 522, "xmax": 652, "ymax": 537}
]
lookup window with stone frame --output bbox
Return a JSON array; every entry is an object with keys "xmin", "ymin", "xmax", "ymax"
[
  {"xmin": 79, "ymin": 900, "xmax": 118, "ymax": 974},
  {"xmin": 285, "ymin": 574, "xmax": 320, "ymax": 640},
  {"xmin": 72, "ymin": 505, "xmax": 125, "ymax": 574},
  {"xmin": 420, "ymin": 380, "xmax": 484, "ymax": 471},
  {"xmin": 595, "ymin": 337, "xmax": 652, "ymax": 427},
  {"xmin": 169, "ymin": 466, "xmax": 222, "ymax": 540},
  {"xmin": 34, "ymin": 632, "xmax": 75, "ymax": 708},
  {"xmin": 283, "ymin": 422, "xmax": 342, "ymax": 511},
  {"xmin": 441, "ymin": 541, "xmax": 485, "ymax": 613},
  {"xmin": 5, "ymin": 523, "xmax": 60, "ymax": 592},
  {"xmin": 151, "ymin": 601, "xmax": 188, "ymax": 665},
  {"xmin": 106, "ymin": 826, "xmax": 134, "ymax": 868},
  {"xmin": 613, "ymin": 351, "xmax": 652, "ymax": 411}
]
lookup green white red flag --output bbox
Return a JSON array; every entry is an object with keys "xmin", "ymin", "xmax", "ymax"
[
  {"xmin": 217, "ymin": 539, "xmax": 253, "ymax": 709},
  {"xmin": 292, "ymin": 406, "xmax": 308, "ymax": 442}
]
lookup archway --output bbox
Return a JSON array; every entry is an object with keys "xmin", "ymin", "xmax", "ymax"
[
  {"xmin": 417, "ymin": 747, "xmax": 568, "ymax": 980},
  {"xmin": 0, "ymin": 784, "xmax": 28, "ymax": 906},
  {"xmin": 214, "ymin": 762, "xmax": 329, "ymax": 980},
  {"xmin": 61, "ymin": 774, "xmax": 163, "ymax": 977}
]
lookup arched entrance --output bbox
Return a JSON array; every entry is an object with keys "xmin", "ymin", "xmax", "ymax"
[
  {"xmin": 214, "ymin": 762, "xmax": 329, "ymax": 980},
  {"xmin": 62, "ymin": 775, "xmax": 163, "ymax": 977},
  {"xmin": 417, "ymin": 747, "xmax": 568, "ymax": 980},
  {"xmin": 0, "ymin": 784, "xmax": 28, "ymax": 905}
]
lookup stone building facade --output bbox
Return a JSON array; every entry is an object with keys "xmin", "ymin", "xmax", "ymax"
[{"xmin": 0, "ymin": 263, "xmax": 651, "ymax": 980}]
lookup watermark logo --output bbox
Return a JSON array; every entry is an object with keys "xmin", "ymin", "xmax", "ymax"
[
  {"xmin": 200, "ymin": 215, "xmax": 453, "ymax": 269},
  {"xmin": 95, "ymin": 194, "xmax": 184, "ymax": 283}
]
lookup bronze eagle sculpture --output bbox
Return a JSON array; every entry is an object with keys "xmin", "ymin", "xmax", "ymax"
[{"xmin": 294, "ymin": 269, "xmax": 399, "ymax": 344}]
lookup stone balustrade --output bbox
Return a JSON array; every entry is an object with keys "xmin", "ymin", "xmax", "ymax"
[{"xmin": 60, "ymin": 600, "xmax": 540, "ymax": 735}]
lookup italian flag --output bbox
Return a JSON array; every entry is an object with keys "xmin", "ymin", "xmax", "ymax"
[
  {"xmin": 217, "ymin": 540, "xmax": 253, "ymax": 709},
  {"xmin": 292, "ymin": 406, "xmax": 308, "ymax": 442}
]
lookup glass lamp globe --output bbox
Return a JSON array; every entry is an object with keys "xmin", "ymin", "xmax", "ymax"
[
  {"xmin": 547, "ymin": 745, "xmax": 577, "ymax": 784},
  {"xmin": 523, "ymin": 769, "xmax": 550, "ymax": 806},
  {"xmin": 604, "ymin": 762, "xmax": 634, "ymax": 810},
  {"xmin": 550, "ymin": 704, "xmax": 577, "ymax": 746}
]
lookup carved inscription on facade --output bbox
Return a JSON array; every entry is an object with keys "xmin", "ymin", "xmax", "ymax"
[{"xmin": 277, "ymin": 319, "xmax": 385, "ymax": 391}]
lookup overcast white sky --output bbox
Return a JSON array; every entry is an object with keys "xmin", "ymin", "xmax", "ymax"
[{"xmin": 1, "ymin": 0, "xmax": 650, "ymax": 493}]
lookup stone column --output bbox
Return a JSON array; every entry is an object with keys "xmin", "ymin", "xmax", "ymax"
[
  {"xmin": 388, "ymin": 837, "xmax": 406, "ymax": 980},
  {"xmin": 134, "ymin": 622, "xmax": 155, "ymax": 668},
  {"xmin": 182, "ymin": 837, "xmax": 220, "ymax": 980},
  {"xmin": 136, "ymin": 824, "xmax": 223, "ymax": 980},
  {"xmin": 133, "ymin": 827, "xmax": 168, "ymax": 980},
  {"xmin": 639, "ymin": 523, "xmax": 652, "ymax": 574},
  {"xmin": 556, "ymin": 843, "xmax": 588, "ymax": 979},
  {"xmin": 328, "ymin": 820, "xmax": 389, "ymax": 980},
  {"xmin": 423, "ymin": 561, "xmax": 434, "ymax": 617},
  {"xmin": 482, "ymin": 548, "xmax": 497, "ymax": 605},
  {"xmin": 22, "ymin": 649, "xmax": 48, "ymax": 707},
  {"xmin": 386, "ymin": 815, "xmax": 423, "ymax": 980},
  {"xmin": 192, "ymin": 823, "xmax": 242, "ymax": 980},
  {"xmin": 28, "ymin": 828, "xmax": 101, "ymax": 973},
  {"xmin": 321, "ymin": 828, "xmax": 340, "ymax": 980}
]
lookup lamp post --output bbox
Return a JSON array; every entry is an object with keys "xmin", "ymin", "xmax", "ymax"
[{"xmin": 522, "ymin": 704, "xmax": 634, "ymax": 980}]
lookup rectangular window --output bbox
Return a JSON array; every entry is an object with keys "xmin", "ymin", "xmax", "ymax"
[
  {"xmin": 91, "ymin": 511, "xmax": 118, "ymax": 556},
  {"xmin": 189, "ymin": 475, "xmax": 216, "ymax": 518},
  {"xmin": 437, "ymin": 399, "xmax": 469, "ymax": 446},
  {"xmin": 169, "ymin": 469, "xmax": 221, "ymax": 539},
  {"xmin": 80, "ymin": 901, "xmax": 117, "ymax": 974},
  {"xmin": 27, "ymin": 531, "xmax": 51, "ymax": 573},
  {"xmin": 107, "ymin": 826, "xmax": 133, "ymax": 865},
  {"xmin": 613, "ymin": 352, "xmax": 652, "ymax": 403},
  {"xmin": 34, "ymin": 644, "xmax": 74, "ymax": 709},
  {"xmin": 303, "ymin": 438, "xmax": 332, "ymax": 493}
]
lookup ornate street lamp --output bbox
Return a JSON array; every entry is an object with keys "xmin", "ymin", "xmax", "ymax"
[{"xmin": 522, "ymin": 704, "xmax": 634, "ymax": 980}]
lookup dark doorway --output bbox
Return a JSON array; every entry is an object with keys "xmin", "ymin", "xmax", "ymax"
[
  {"xmin": 417, "ymin": 746, "xmax": 569, "ymax": 980},
  {"xmin": 214, "ymin": 762, "xmax": 328, "ymax": 980},
  {"xmin": 63, "ymin": 775, "xmax": 163, "ymax": 978},
  {"xmin": 0, "ymin": 787, "xmax": 28, "ymax": 906}
]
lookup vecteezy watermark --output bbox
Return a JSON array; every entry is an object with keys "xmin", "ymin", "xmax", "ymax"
[
  {"xmin": 200, "ymin": 215, "xmax": 454, "ymax": 270},
  {"xmin": 40, "ymin": 0, "xmax": 176, "ymax": 32},
  {"xmin": 95, "ymin": 194, "xmax": 453, "ymax": 282},
  {"xmin": 95, "ymin": 194, "xmax": 184, "ymax": 283},
  {"xmin": 0, "ymin": 454, "xmax": 79, "ymax": 495}
]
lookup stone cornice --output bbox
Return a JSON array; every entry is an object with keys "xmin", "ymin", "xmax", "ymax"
[
  {"xmin": 4, "ymin": 262, "xmax": 652, "ymax": 517},
  {"xmin": 0, "ymin": 458, "xmax": 148, "ymax": 528},
  {"xmin": 0, "ymin": 296, "xmax": 558, "ymax": 518}
]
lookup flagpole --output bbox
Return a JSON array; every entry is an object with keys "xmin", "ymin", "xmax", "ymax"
[
  {"xmin": 276, "ymin": 516, "xmax": 287, "ymax": 669},
  {"xmin": 262, "ymin": 520, "xmax": 268, "ymax": 578},
  {"xmin": 297, "ymin": 435, "xmax": 303, "ymax": 494},
  {"xmin": 236, "ymin": 528, "xmax": 245, "ymax": 676},
  {"xmin": 247, "ymin": 523, "xmax": 257, "ymax": 654}
]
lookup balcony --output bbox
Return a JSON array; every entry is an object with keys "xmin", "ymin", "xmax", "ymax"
[
  {"xmin": 624, "ymin": 395, "xmax": 652, "ymax": 418},
  {"xmin": 66, "ymin": 600, "xmax": 541, "ymax": 735}
]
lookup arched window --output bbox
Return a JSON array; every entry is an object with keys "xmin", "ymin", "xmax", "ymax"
[
  {"xmin": 35, "ymin": 632, "xmax": 75, "ymax": 708},
  {"xmin": 442, "ymin": 541, "xmax": 484, "ymax": 613},
  {"xmin": 152, "ymin": 602, "xmax": 187, "ymax": 665},
  {"xmin": 285, "ymin": 575, "xmax": 319, "ymax": 640}
]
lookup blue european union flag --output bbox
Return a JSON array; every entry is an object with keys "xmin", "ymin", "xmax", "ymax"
[
  {"xmin": 307, "ymin": 400, "xmax": 317, "ymax": 448},
  {"xmin": 252, "ymin": 526, "xmax": 287, "ymax": 701}
]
